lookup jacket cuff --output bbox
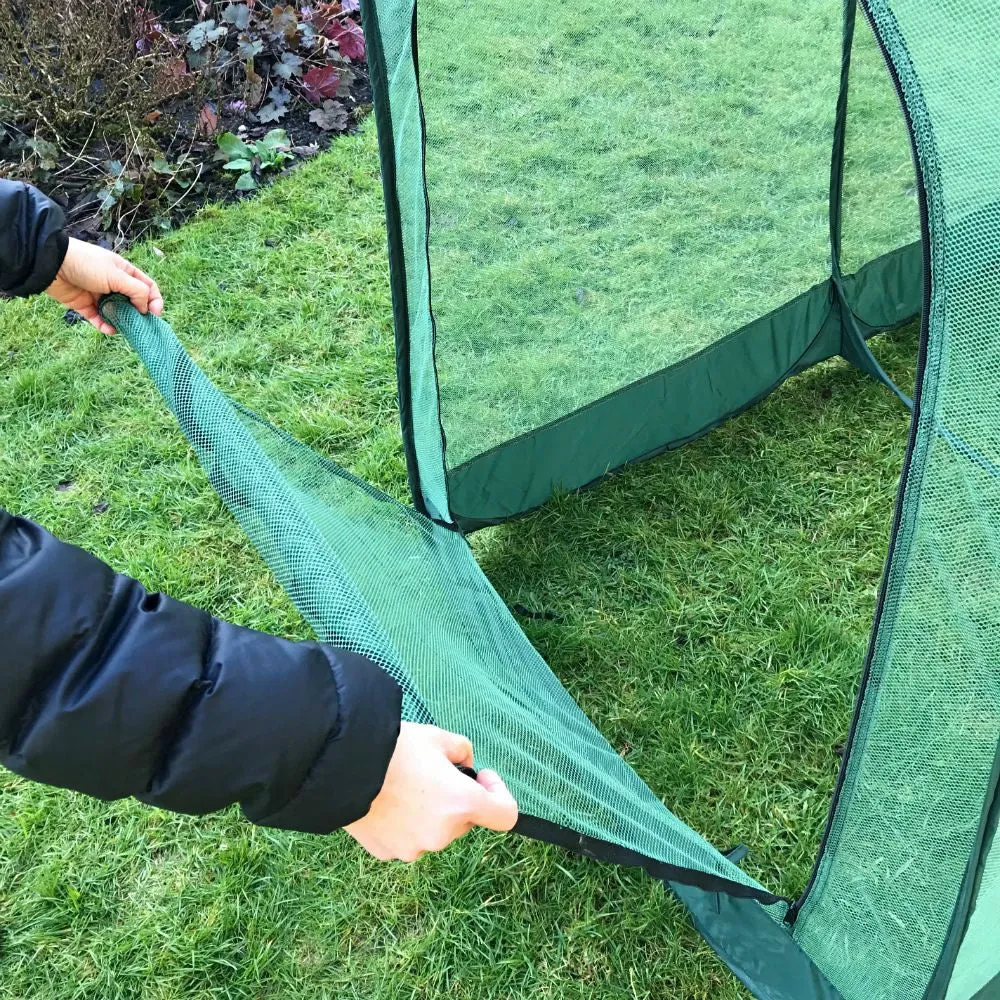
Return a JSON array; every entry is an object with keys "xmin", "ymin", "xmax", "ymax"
[
  {"xmin": 0, "ymin": 181, "xmax": 69, "ymax": 297},
  {"xmin": 20, "ymin": 229, "xmax": 70, "ymax": 297},
  {"xmin": 248, "ymin": 650, "xmax": 403, "ymax": 833}
]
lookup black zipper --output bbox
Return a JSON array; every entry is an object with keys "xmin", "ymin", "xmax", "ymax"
[{"xmin": 785, "ymin": 0, "xmax": 934, "ymax": 926}]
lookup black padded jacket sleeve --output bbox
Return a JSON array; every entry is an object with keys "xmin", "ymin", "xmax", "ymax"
[
  {"xmin": 0, "ymin": 179, "xmax": 70, "ymax": 297},
  {"xmin": 0, "ymin": 509, "xmax": 402, "ymax": 832}
]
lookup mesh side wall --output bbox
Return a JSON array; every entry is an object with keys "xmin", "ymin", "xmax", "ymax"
[
  {"xmin": 101, "ymin": 295, "xmax": 771, "ymax": 900},
  {"xmin": 839, "ymin": 3, "xmax": 920, "ymax": 281},
  {"xmin": 370, "ymin": 0, "xmax": 450, "ymax": 521},
  {"xmin": 947, "ymin": 816, "xmax": 1000, "ymax": 1000},
  {"xmin": 417, "ymin": 0, "xmax": 844, "ymax": 468},
  {"xmin": 793, "ymin": 4, "xmax": 1000, "ymax": 999}
]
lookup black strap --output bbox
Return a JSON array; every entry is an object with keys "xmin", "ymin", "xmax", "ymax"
[{"xmin": 513, "ymin": 814, "xmax": 786, "ymax": 906}]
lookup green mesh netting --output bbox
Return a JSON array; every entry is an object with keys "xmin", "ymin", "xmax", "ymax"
[
  {"xmin": 367, "ymin": 0, "xmax": 997, "ymax": 992},
  {"xmin": 419, "ymin": 0, "xmax": 844, "ymax": 469},
  {"xmin": 793, "ymin": 3, "xmax": 1000, "ymax": 999},
  {"xmin": 99, "ymin": 295, "xmax": 772, "ymax": 902},
  {"xmin": 372, "ymin": 0, "xmax": 927, "ymax": 529},
  {"xmin": 383, "ymin": 0, "xmax": 929, "ymax": 482},
  {"xmin": 91, "ymin": 0, "xmax": 1000, "ymax": 995}
]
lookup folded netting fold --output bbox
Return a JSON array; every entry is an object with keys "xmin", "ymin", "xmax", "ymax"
[{"xmin": 99, "ymin": 294, "xmax": 780, "ymax": 904}]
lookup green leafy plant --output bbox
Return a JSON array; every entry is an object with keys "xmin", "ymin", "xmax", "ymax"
[
  {"xmin": 97, "ymin": 160, "xmax": 139, "ymax": 224},
  {"xmin": 150, "ymin": 151, "xmax": 200, "ymax": 189},
  {"xmin": 93, "ymin": 149, "xmax": 204, "ymax": 231},
  {"xmin": 25, "ymin": 138, "xmax": 60, "ymax": 173},
  {"xmin": 184, "ymin": 2, "xmax": 363, "ymax": 129},
  {"xmin": 148, "ymin": 151, "xmax": 204, "ymax": 229},
  {"xmin": 0, "ymin": 0, "xmax": 368, "ymax": 250},
  {"xmin": 215, "ymin": 129, "xmax": 294, "ymax": 190}
]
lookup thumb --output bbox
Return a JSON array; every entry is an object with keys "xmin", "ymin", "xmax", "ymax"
[
  {"xmin": 109, "ymin": 266, "xmax": 151, "ymax": 314},
  {"xmin": 468, "ymin": 769, "xmax": 519, "ymax": 832},
  {"xmin": 438, "ymin": 729, "xmax": 474, "ymax": 768}
]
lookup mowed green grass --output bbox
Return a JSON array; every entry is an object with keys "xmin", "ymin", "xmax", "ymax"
[
  {"xmin": 0, "ymin": 121, "xmax": 917, "ymax": 999},
  {"xmin": 420, "ymin": 0, "xmax": 919, "ymax": 463}
]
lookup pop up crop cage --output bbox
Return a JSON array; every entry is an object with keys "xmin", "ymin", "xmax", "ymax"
[{"xmin": 103, "ymin": 0, "xmax": 1000, "ymax": 996}]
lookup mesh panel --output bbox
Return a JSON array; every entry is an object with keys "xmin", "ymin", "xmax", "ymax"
[
  {"xmin": 838, "ymin": 3, "xmax": 920, "ymax": 280},
  {"xmin": 101, "ymin": 295, "xmax": 770, "ymax": 899},
  {"xmin": 376, "ymin": 0, "xmax": 451, "ymax": 521},
  {"xmin": 417, "ymin": 0, "xmax": 843, "ymax": 468},
  {"xmin": 793, "ymin": 4, "xmax": 1000, "ymax": 999},
  {"xmin": 947, "ymin": 821, "xmax": 1000, "ymax": 1000}
]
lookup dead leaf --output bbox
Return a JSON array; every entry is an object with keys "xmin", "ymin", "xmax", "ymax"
[
  {"xmin": 309, "ymin": 99, "xmax": 348, "ymax": 131},
  {"xmin": 336, "ymin": 65, "xmax": 357, "ymax": 98},
  {"xmin": 271, "ymin": 5, "xmax": 299, "ymax": 43},
  {"xmin": 160, "ymin": 58, "xmax": 194, "ymax": 96},
  {"xmin": 198, "ymin": 102, "xmax": 220, "ymax": 135},
  {"xmin": 245, "ymin": 65, "xmax": 265, "ymax": 108}
]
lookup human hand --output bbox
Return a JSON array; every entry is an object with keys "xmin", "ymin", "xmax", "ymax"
[
  {"xmin": 345, "ymin": 722, "xmax": 518, "ymax": 862},
  {"xmin": 45, "ymin": 237, "xmax": 163, "ymax": 335}
]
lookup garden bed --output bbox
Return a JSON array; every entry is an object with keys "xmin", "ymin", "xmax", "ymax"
[{"xmin": 0, "ymin": 0, "xmax": 371, "ymax": 249}]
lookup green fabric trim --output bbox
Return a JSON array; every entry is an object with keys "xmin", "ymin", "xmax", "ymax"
[
  {"xmin": 829, "ymin": 0, "xmax": 857, "ymax": 285},
  {"xmin": 359, "ymin": 0, "xmax": 429, "ymax": 520},
  {"xmin": 837, "ymin": 276, "xmax": 915, "ymax": 409},
  {"xmin": 669, "ymin": 883, "xmax": 844, "ymax": 1000},
  {"xmin": 971, "ymin": 974, "xmax": 1000, "ymax": 1000},
  {"xmin": 829, "ymin": 3, "xmax": 916, "ymax": 409},
  {"xmin": 362, "ymin": 0, "xmax": 451, "ymax": 524},
  {"xmin": 929, "ymin": 741, "xmax": 1000, "ymax": 1000},
  {"xmin": 844, "ymin": 239, "xmax": 922, "ymax": 329},
  {"xmin": 448, "ymin": 242, "xmax": 922, "ymax": 531}
]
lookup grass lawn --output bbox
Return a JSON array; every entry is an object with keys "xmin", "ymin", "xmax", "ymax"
[
  {"xmin": 0, "ymin": 112, "xmax": 918, "ymax": 1000},
  {"xmin": 420, "ymin": 0, "xmax": 919, "ymax": 464}
]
